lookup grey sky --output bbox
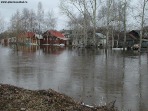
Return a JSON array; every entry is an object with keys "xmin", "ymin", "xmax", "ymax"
[
  {"xmin": 0, "ymin": 0, "xmax": 67, "ymax": 30},
  {"xmin": 0, "ymin": 0, "xmax": 145, "ymax": 31}
]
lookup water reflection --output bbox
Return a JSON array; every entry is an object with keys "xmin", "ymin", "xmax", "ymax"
[{"xmin": 0, "ymin": 45, "xmax": 148, "ymax": 111}]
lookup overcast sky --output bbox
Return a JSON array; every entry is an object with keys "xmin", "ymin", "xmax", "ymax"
[
  {"xmin": 0, "ymin": 0, "xmax": 144, "ymax": 31},
  {"xmin": 0, "ymin": 0, "xmax": 67, "ymax": 30}
]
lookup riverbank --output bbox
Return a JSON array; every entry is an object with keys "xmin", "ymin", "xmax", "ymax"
[{"xmin": 0, "ymin": 84, "xmax": 118, "ymax": 111}]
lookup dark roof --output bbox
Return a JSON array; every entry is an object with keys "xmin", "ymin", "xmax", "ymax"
[
  {"xmin": 128, "ymin": 30, "xmax": 140, "ymax": 38},
  {"xmin": 126, "ymin": 30, "xmax": 140, "ymax": 41}
]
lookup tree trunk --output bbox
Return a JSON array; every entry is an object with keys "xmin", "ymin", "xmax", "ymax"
[
  {"xmin": 123, "ymin": 0, "xmax": 127, "ymax": 51},
  {"xmin": 106, "ymin": 0, "xmax": 110, "ymax": 50},
  {"xmin": 139, "ymin": 0, "xmax": 146, "ymax": 52},
  {"xmin": 93, "ymin": 0, "xmax": 97, "ymax": 47},
  {"xmin": 83, "ymin": 0, "xmax": 88, "ymax": 47}
]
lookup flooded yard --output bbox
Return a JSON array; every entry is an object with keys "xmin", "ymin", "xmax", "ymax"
[{"xmin": 0, "ymin": 45, "xmax": 148, "ymax": 111}]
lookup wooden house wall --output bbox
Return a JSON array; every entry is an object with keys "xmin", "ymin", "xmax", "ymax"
[{"xmin": 40, "ymin": 35, "xmax": 66, "ymax": 45}]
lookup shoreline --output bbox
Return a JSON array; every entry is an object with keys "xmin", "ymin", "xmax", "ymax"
[{"xmin": 0, "ymin": 83, "xmax": 118, "ymax": 111}]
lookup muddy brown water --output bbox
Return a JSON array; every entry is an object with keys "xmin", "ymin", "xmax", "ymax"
[{"xmin": 0, "ymin": 45, "xmax": 148, "ymax": 111}]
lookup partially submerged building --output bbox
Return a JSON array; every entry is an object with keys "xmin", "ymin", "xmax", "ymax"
[{"xmin": 41, "ymin": 30, "xmax": 68, "ymax": 46}]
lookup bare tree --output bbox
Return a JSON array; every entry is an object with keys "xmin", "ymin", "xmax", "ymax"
[
  {"xmin": 9, "ymin": 8, "xmax": 38, "ymax": 33},
  {"xmin": 139, "ymin": 0, "xmax": 148, "ymax": 51},
  {"xmin": 9, "ymin": 10, "xmax": 22, "ymax": 33},
  {"xmin": 106, "ymin": 0, "xmax": 112, "ymax": 49},
  {"xmin": 93, "ymin": 0, "xmax": 97, "ymax": 46},
  {"xmin": 101, "ymin": 0, "xmax": 130, "ymax": 49},
  {"xmin": 21, "ymin": 8, "xmax": 30, "ymax": 32},
  {"xmin": 0, "ymin": 13, "xmax": 5, "ymax": 33},
  {"xmin": 122, "ymin": 0, "xmax": 127, "ymax": 50},
  {"xmin": 97, "ymin": 0, "xmax": 118, "ymax": 49},
  {"xmin": 37, "ymin": 2, "xmax": 44, "ymax": 33},
  {"xmin": 59, "ymin": 0, "xmax": 100, "ymax": 47},
  {"xmin": 7, "ymin": 2, "xmax": 57, "ymax": 39},
  {"xmin": 60, "ymin": 0, "xmax": 85, "ymax": 46},
  {"xmin": 115, "ymin": 0, "xmax": 131, "ymax": 49},
  {"xmin": 44, "ymin": 10, "xmax": 57, "ymax": 30},
  {"xmin": 28, "ymin": 10, "xmax": 38, "ymax": 32},
  {"xmin": 116, "ymin": 1, "xmax": 124, "ymax": 48}
]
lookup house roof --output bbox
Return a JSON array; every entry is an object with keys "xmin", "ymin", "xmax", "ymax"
[
  {"xmin": 18, "ymin": 32, "xmax": 35, "ymax": 38},
  {"xmin": 47, "ymin": 30, "xmax": 68, "ymax": 40},
  {"xmin": 35, "ymin": 34, "xmax": 43, "ymax": 39},
  {"xmin": 25, "ymin": 32, "xmax": 35, "ymax": 38},
  {"xmin": 96, "ymin": 33, "xmax": 106, "ymax": 39},
  {"xmin": 127, "ymin": 30, "xmax": 140, "ymax": 40}
]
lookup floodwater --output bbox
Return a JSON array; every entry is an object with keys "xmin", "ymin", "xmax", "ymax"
[{"xmin": 0, "ymin": 44, "xmax": 148, "ymax": 111}]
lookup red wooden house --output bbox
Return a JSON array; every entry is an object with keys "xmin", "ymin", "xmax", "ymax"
[
  {"xmin": 18, "ymin": 32, "xmax": 42, "ymax": 45},
  {"xmin": 41, "ymin": 30, "xmax": 68, "ymax": 46},
  {"xmin": 24, "ymin": 32, "xmax": 37, "ymax": 45}
]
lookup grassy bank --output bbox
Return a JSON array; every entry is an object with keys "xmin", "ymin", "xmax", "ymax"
[{"xmin": 0, "ymin": 84, "xmax": 118, "ymax": 111}]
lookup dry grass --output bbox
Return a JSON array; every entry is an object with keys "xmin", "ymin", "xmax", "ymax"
[{"xmin": 0, "ymin": 84, "xmax": 118, "ymax": 111}]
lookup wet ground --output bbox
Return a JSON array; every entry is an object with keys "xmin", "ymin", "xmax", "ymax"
[{"xmin": 0, "ymin": 45, "xmax": 148, "ymax": 111}]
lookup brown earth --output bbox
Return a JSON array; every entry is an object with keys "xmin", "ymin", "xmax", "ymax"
[{"xmin": 0, "ymin": 84, "xmax": 118, "ymax": 111}]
